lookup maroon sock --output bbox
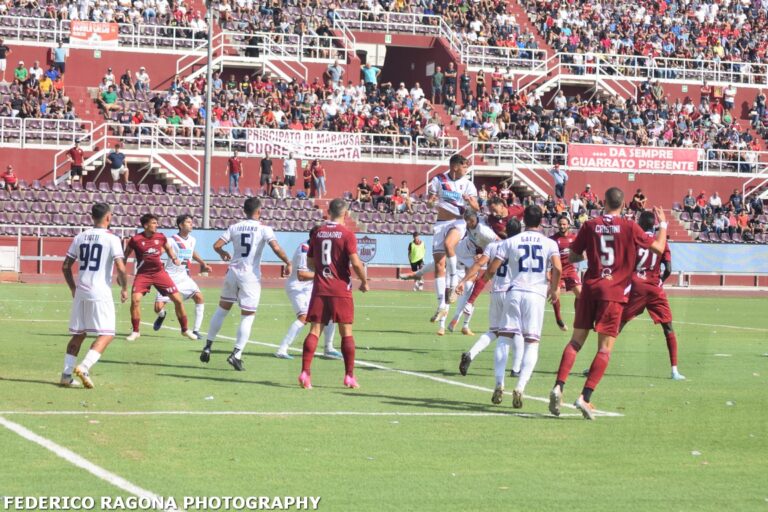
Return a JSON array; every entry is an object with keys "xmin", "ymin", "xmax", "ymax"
[
  {"xmin": 665, "ymin": 331, "xmax": 678, "ymax": 366},
  {"xmin": 302, "ymin": 333, "xmax": 318, "ymax": 375},
  {"xmin": 341, "ymin": 336, "xmax": 355, "ymax": 376},
  {"xmin": 178, "ymin": 315, "xmax": 188, "ymax": 332},
  {"xmin": 131, "ymin": 317, "xmax": 140, "ymax": 333},
  {"xmin": 556, "ymin": 340, "xmax": 581, "ymax": 386},
  {"xmin": 553, "ymin": 299, "xmax": 563, "ymax": 323},
  {"xmin": 467, "ymin": 275, "xmax": 488, "ymax": 305},
  {"xmin": 584, "ymin": 350, "xmax": 611, "ymax": 393}
]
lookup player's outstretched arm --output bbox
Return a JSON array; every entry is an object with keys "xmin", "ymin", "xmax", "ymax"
[
  {"xmin": 649, "ymin": 206, "xmax": 668, "ymax": 255},
  {"xmin": 164, "ymin": 240, "xmax": 181, "ymax": 267},
  {"xmin": 213, "ymin": 238, "xmax": 231, "ymax": 261},
  {"xmin": 483, "ymin": 256, "xmax": 502, "ymax": 282},
  {"xmin": 115, "ymin": 258, "xmax": 129, "ymax": 303},
  {"xmin": 192, "ymin": 251, "xmax": 212, "ymax": 273},
  {"xmin": 457, "ymin": 254, "xmax": 489, "ymax": 294},
  {"xmin": 62, "ymin": 256, "xmax": 77, "ymax": 298},
  {"xmin": 349, "ymin": 253, "xmax": 369, "ymax": 292},
  {"xmin": 548, "ymin": 253, "xmax": 562, "ymax": 304},
  {"xmin": 269, "ymin": 240, "xmax": 292, "ymax": 277}
]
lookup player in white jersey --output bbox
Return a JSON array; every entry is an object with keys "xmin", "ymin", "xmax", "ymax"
[
  {"xmin": 152, "ymin": 214, "xmax": 211, "ymax": 339},
  {"xmin": 275, "ymin": 227, "xmax": 340, "ymax": 359},
  {"xmin": 426, "ymin": 153, "xmax": 479, "ymax": 328},
  {"xmin": 445, "ymin": 209, "xmax": 500, "ymax": 336},
  {"xmin": 485, "ymin": 205, "xmax": 561, "ymax": 408},
  {"xmin": 61, "ymin": 203, "xmax": 128, "ymax": 389},
  {"xmin": 455, "ymin": 218, "xmax": 522, "ymax": 378},
  {"xmin": 200, "ymin": 197, "xmax": 292, "ymax": 371}
]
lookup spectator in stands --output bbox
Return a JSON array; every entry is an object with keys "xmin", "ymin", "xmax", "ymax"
[
  {"xmin": 724, "ymin": 84, "xmax": 737, "ymax": 111},
  {"xmin": 580, "ymin": 183, "xmax": 599, "ymax": 210},
  {"xmin": 396, "ymin": 180, "xmax": 414, "ymax": 214},
  {"xmin": 356, "ymin": 177, "xmax": 372, "ymax": 203},
  {"xmin": 728, "ymin": 189, "xmax": 744, "ymax": 213},
  {"xmin": 2, "ymin": 164, "xmax": 17, "ymax": 190},
  {"xmin": 103, "ymin": 68, "xmax": 116, "ymax": 87},
  {"xmin": 444, "ymin": 62, "xmax": 457, "ymax": 95},
  {"xmin": 630, "ymin": 188, "xmax": 647, "ymax": 212},
  {"xmin": 459, "ymin": 69, "xmax": 471, "ymax": 104},
  {"xmin": 106, "ymin": 143, "xmax": 128, "ymax": 186},
  {"xmin": 478, "ymin": 184, "xmax": 488, "ymax": 207},
  {"xmin": 713, "ymin": 212, "xmax": 727, "ymax": 236},
  {"xmin": 98, "ymin": 85, "xmax": 122, "ymax": 116},
  {"xmin": 362, "ymin": 62, "xmax": 381, "ymax": 95},
  {"xmin": 259, "ymin": 152, "xmax": 273, "ymax": 197},
  {"xmin": 324, "ymin": 59, "xmax": 344, "ymax": 90},
  {"xmin": 67, "ymin": 140, "xmax": 85, "ymax": 184},
  {"xmin": 120, "ymin": 68, "xmax": 135, "ymax": 95},
  {"xmin": 283, "ymin": 152, "xmax": 297, "ymax": 196},
  {"xmin": 709, "ymin": 191, "xmax": 723, "ymax": 213},
  {"xmin": 549, "ymin": 163, "xmax": 567, "ymax": 199},
  {"xmin": 381, "ymin": 176, "xmax": 397, "ymax": 211},
  {"xmin": 135, "ymin": 66, "xmax": 150, "ymax": 91},
  {"xmin": 727, "ymin": 208, "xmax": 738, "ymax": 236},
  {"xmin": 311, "ymin": 159, "xmax": 327, "ymax": 199},
  {"xmin": 737, "ymin": 210, "xmax": 750, "ymax": 237},
  {"xmin": 271, "ymin": 177, "xmax": 287, "ymax": 199},
  {"xmin": 52, "ymin": 41, "xmax": 67, "ymax": 75},
  {"xmin": 749, "ymin": 195, "xmax": 764, "ymax": 216},
  {"xmin": 28, "ymin": 60, "xmax": 43, "ymax": 82},
  {"xmin": 431, "ymin": 65, "xmax": 444, "ymax": 105},
  {"xmin": 370, "ymin": 176, "xmax": 386, "ymax": 209},
  {"xmin": 302, "ymin": 163, "xmax": 312, "ymax": 199},
  {"xmin": 695, "ymin": 190, "xmax": 709, "ymax": 215},
  {"xmin": 0, "ymin": 39, "xmax": 10, "ymax": 83},
  {"xmin": 569, "ymin": 193, "xmax": 584, "ymax": 219},
  {"xmin": 683, "ymin": 189, "xmax": 696, "ymax": 216},
  {"xmin": 543, "ymin": 194, "xmax": 556, "ymax": 220},
  {"xmin": 227, "ymin": 150, "xmax": 244, "ymax": 194}
]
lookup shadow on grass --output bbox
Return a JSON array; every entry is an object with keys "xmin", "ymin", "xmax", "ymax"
[
  {"xmin": 156, "ymin": 373, "xmax": 295, "ymax": 389},
  {"xmin": 100, "ymin": 358, "xmax": 223, "ymax": 372},
  {"xmin": 0, "ymin": 376, "xmax": 61, "ymax": 387}
]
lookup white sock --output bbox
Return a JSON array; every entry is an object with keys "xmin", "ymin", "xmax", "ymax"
[
  {"xmin": 439, "ymin": 309, "xmax": 448, "ymax": 328},
  {"xmin": 494, "ymin": 337, "xmax": 510, "ymax": 388},
  {"xmin": 469, "ymin": 332, "xmax": 496, "ymax": 359},
  {"xmin": 233, "ymin": 314, "xmax": 256, "ymax": 359},
  {"xmin": 206, "ymin": 306, "xmax": 229, "ymax": 343},
  {"xmin": 446, "ymin": 255, "xmax": 458, "ymax": 282},
  {"xmin": 672, "ymin": 365, "xmax": 679, "ymax": 373},
  {"xmin": 158, "ymin": 309, "xmax": 167, "ymax": 319},
  {"xmin": 278, "ymin": 319, "xmax": 305, "ymax": 353},
  {"xmin": 193, "ymin": 304, "xmax": 205, "ymax": 332},
  {"xmin": 511, "ymin": 335, "xmax": 524, "ymax": 373},
  {"xmin": 323, "ymin": 322, "xmax": 336, "ymax": 351},
  {"xmin": 79, "ymin": 349, "xmax": 101, "ymax": 372},
  {"xmin": 63, "ymin": 354, "xmax": 77, "ymax": 375},
  {"xmin": 516, "ymin": 341, "xmax": 539, "ymax": 392},
  {"xmin": 435, "ymin": 276, "xmax": 446, "ymax": 307}
]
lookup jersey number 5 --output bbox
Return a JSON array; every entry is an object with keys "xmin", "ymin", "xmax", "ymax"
[
  {"xmin": 240, "ymin": 233, "xmax": 252, "ymax": 257},
  {"xmin": 600, "ymin": 235, "xmax": 615, "ymax": 266},
  {"xmin": 79, "ymin": 243, "xmax": 103, "ymax": 271},
  {"xmin": 321, "ymin": 239, "xmax": 333, "ymax": 265}
]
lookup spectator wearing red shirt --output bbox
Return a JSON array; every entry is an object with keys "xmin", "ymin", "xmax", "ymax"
[
  {"xmin": 2, "ymin": 164, "xmax": 17, "ymax": 190},
  {"xmin": 311, "ymin": 159, "xmax": 326, "ymax": 199},
  {"xmin": 227, "ymin": 150, "xmax": 244, "ymax": 194},
  {"xmin": 67, "ymin": 141, "xmax": 85, "ymax": 184},
  {"xmin": 580, "ymin": 184, "xmax": 600, "ymax": 210}
]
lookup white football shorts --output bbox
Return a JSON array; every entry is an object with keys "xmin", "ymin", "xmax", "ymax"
[
  {"xmin": 432, "ymin": 218, "xmax": 466, "ymax": 254},
  {"xmin": 287, "ymin": 288, "xmax": 311, "ymax": 317},
  {"xmin": 69, "ymin": 295, "xmax": 116, "ymax": 336},
  {"xmin": 488, "ymin": 291, "xmax": 506, "ymax": 332},
  {"xmin": 220, "ymin": 270, "xmax": 262, "ymax": 312},
  {"xmin": 500, "ymin": 289, "xmax": 546, "ymax": 340},
  {"xmin": 156, "ymin": 274, "xmax": 200, "ymax": 302}
]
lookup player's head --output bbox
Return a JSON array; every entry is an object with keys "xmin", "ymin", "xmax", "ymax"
[
  {"xmin": 523, "ymin": 205, "xmax": 543, "ymax": 228},
  {"xmin": 243, "ymin": 197, "xmax": 262, "ymax": 218},
  {"xmin": 487, "ymin": 196, "xmax": 507, "ymax": 216},
  {"xmin": 140, "ymin": 213, "xmax": 159, "ymax": 234},
  {"xmin": 462, "ymin": 208, "xmax": 479, "ymax": 229},
  {"xmin": 176, "ymin": 214, "xmax": 193, "ymax": 233},
  {"xmin": 448, "ymin": 154, "xmax": 469, "ymax": 176},
  {"xmin": 638, "ymin": 210, "xmax": 656, "ymax": 232},
  {"xmin": 328, "ymin": 198, "xmax": 348, "ymax": 221},
  {"xmin": 412, "ymin": 231, "xmax": 420, "ymax": 241},
  {"xmin": 557, "ymin": 214, "xmax": 570, "ymax": 234},
  {"xmin": 604, "ymin": 187, "xmax": 624, "ymax": 212},
  {"xmin": 91, "ymin": 202, "xmax": 111, "ymax": 226},
  {"xmin": 505, "ymin": 217, "xmax": 522, "ymax": 238}
]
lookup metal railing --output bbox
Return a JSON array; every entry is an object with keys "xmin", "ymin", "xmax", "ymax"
[
  {"xmin": 223, "ymin": 31, "xmax": 352, "ymax": 64},
  {"xmin": 22, "ymin": 119, "xmax": 93, "ymax": 148},
  {"xmin": 415, "ymin": 136, "xmax": 459, "ymax": 161},
  {"xmin": 0, "ymin": 118, "xmax": 23, "ymax": 146},
  {"xmin": 461, "ymin": 44, "xmax": 548, "ymax": 72}
]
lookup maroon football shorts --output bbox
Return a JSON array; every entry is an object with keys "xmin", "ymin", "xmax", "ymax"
[
  {"xmin": 559, "ymin": 272, "xmax": 582, "ymax": 292},
  {"xmin": 622, "ymin": 285, "xmax": 672, "ymax": 325},
  {"xmin": 574, "ymin": 297, "xmax": 625, "ymax": 337},
  {"xmin": 306, "ymin": 295, "xmax": 354, "ymax": 325},
  {"xmin": 132, "ymin": 271, "xmax": 178, "ymax": 297}
]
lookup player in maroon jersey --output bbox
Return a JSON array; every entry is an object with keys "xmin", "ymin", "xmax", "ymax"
[
  {"xmin": 550, "ymin": 215, "xmax": 582, "ymax": 331},
  {"xmin": 620, "ymin": 210, "xmax": 684, "ymax": 380},
  {"xmin": 123, "ymin": 213, "xmax": 196, "ymax": 341},
  {"xmin": 549, "ymin": 187, "xmax": 668, "ymax": 420},
  {"xmin": 299, "ymin": 199, "xmax": 369, "ymax": 390}
]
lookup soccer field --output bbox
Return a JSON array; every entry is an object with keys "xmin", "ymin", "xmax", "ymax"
[{"xmin": 0, "ymin": 283, "xmax": 766, "ymax": 511}]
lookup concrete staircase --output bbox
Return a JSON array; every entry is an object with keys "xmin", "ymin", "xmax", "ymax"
[{"xmin": 666, "ymin": 209, "xmax": 695, "ymax": 242}]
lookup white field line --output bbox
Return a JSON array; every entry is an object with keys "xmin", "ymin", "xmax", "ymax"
[
  {"xmin": 146, "ymin": 323, "xmax": 623, "ymax": 418},
  {"xmin": 0, "ymin": 410, "xmax": 584, "ymax": 418},
  {"xmin": 0, "ymin": 415, "xmax": 178, "ymax": 511}
]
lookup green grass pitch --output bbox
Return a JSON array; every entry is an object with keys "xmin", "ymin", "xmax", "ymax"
[{"xmin": 0, "ymin": 283, "xmax": 766, "ymax": 511}]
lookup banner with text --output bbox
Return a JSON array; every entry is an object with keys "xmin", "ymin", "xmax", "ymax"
[
  {"xmin": 245, "ymin": 129, "xmax": 362, "ymax": 160},
  {"xmin": 568, "ymin": 144, "xmax": 699, "ymax": 172},
  {"xmin": 70, "ymin": 21, "xmax": 119, "ymax": 48}
]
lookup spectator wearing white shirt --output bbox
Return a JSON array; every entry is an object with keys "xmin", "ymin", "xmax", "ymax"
[
  {"xmin": 28, "ymin": 60, "xmax": 43, "ymax": 81},
  {"xmin": 104, "ymin": 67, "xmax": 115, "ymax": 87},
  {"xmin": 410, "ymin": 82, "xmax": 425, "ymax": 103},
  {"xmin": 709, "ymin": 191, "xmax": 723, "ymax": 212},
  {"xmin": 724, "ymin": 84, "xmax": 737, "ymax": 110},
  {"xmin": 283, "ymin": 152, "xmax": 297, "ymax": 194},
  {"xmin": 135, "ymin": 66, "xmax": 150, "ymax": 91},
  {"xmin": 569, "ymin": 193, "xmax": 584, "ymax": 217}
]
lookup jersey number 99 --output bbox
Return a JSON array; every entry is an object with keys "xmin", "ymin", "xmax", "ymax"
[{"xmin": 79, "ymin": 243, "xmax": 103, "ymax": 271}]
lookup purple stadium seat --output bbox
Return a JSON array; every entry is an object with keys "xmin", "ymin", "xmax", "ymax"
[
  {"xmin": 112, "ymin": 183, "xmax": 124, "ymax": 193},
  {"xmin": 152, "ymin": 184, "xmax": 164, "ymax": 194},
  {"xmin": 692, "ymin": 212, "xmax": 703, "ymax": 222},
  {"xmin": 98, "ymin": 182, "xmax": 110, "ymax": 192},
  {"xmin": 672, "ymin": 202, "xmax": 682, "ymax": 211},
  {"xmin": 679, "ymin": 212, "xmax": 691, "ymax": 222},
  {"xmin": 138, "ymin": 184, "xmax": 151, "ymax": 194},
  {"xmin": 85, "ymin": 182, "xmax": 97, "ymax": 192},
  {"xmin": 166, "ymin": 185, "xmax": 178, "ymax": 195}
]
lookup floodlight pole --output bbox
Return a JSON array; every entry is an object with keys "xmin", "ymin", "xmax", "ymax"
[{"xmin": 202, "ymin": 0, "xmax": 215, "ymax": 229}]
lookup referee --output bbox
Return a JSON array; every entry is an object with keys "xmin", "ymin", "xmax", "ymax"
[{"xmin": 408, "ymin": 232, "xmax": 426, "ymax": 291}]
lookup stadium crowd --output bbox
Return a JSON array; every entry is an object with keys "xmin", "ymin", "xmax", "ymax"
[{"xmin": 679, "ymin": 187, "xmax": 766, "ymax": 242}]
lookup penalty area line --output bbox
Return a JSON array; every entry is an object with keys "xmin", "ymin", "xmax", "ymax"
[
  {"xmin": 0, "ymin": 415, "xmax": 178, "ymax": 511},
  {"xmin": 145, "ymin": 323, "xmax": 623, "ymax": 419}
]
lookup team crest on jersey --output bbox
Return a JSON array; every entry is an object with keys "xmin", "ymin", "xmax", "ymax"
[{"xmin": 357, "ymin": 236, "xmax": 377, "ymax": 263}]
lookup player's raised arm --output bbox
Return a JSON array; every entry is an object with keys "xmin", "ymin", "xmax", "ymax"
[
  {"xmin": 62, "ymin": 254, "xmax": 77, "ymax": 297},
  {"xmin": 648, "ymin": 206, "xmax": 668, "ymax": 255},
  {"xmin": 349, "ymin": 252, "xmax": 369, "ymax": 292},
  {"xmin": 548, "ymin": 252, "xmax": 562, "ymax": 304},
  {"xmin": 269, "ymin": 239, "xmax": 292, "ymax": 277},
  {"xmin": 213, "ymin": 237, "xmax": 231, "ymax": 261}
]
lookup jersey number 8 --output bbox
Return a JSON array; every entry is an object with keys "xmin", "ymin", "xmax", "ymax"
[{"xmin": 321, "ymin": 239, "xmax": 333, "ymax": 266}]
